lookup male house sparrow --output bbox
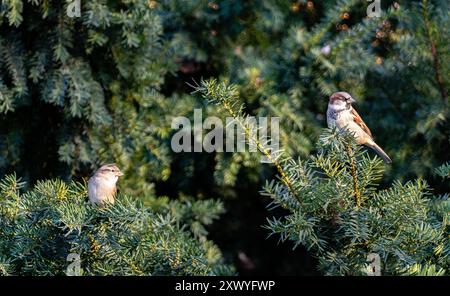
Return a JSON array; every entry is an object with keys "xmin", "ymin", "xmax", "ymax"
[
  {"xmin": 326, "ymin": 92, "xmax": 392, "ymax": 163},
  {"xmin": 88, "ymin": 164, "xmax": 124, "ymax": 206}
]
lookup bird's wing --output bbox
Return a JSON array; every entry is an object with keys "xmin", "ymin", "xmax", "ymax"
[{"xmin": 351, "ymin": 108, "xmax": 373, "ymax": 138}]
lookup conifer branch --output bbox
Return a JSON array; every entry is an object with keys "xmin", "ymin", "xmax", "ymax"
[
  {"xmin": 194, "ymin": 79, "xmax": 301, "ymax": 203},
  {"xmin": 422, "ymin": 0, "xmax": 448, "ymax": 103},
  {"xmin": 222, "ymin": 100, "xmax": 298, "ymax": 202}
]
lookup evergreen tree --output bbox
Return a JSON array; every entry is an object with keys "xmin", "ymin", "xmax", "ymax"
[
  {"xmin": 0, "ymin": 174, "xmax": 232, "ymax": 275},
  {"xmin": 1, "ymin": 0, "xmax": 182, "ymax": 194},
  {"xmin": 197, "ymin": 78, "xmax": 449, "ymax": 275}
]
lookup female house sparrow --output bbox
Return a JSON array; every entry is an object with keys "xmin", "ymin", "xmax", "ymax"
[
  {"xmin": 88, "ymin": 164, "xmax": 124, "ymax": 206},
  {"xmin": 327, "ymin": 92, "xmax": 392, "ymax": 163}
]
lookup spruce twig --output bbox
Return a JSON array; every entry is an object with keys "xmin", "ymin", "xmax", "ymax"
[
  {"xmin": 222, "ymin": 100, "xmax": 300, "ymax": 203},
  {"xmin": 346, "ymin": 146, "xmax": 361, "ymax": 208}
]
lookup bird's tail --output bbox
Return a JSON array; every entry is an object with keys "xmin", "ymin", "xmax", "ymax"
[{"xmin": 367, "ymin": 142, "xmax": 392, "ymax": 164}]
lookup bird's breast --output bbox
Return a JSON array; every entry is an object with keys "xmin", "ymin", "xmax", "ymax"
[
  {"xmin": 326, "ymin": 108, "xmax": 340, "ymax": 128},
  {"xmin": 88, "ymin": 176, "xmax": 117, "ymax": 205}
]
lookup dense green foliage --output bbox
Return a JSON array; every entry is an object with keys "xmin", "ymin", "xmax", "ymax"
[
  {"xmin": 0, "ymin": 174, "xmax": 232, "ymax": 275},
  {"xmin": 0, "ymin": 0, "xmax": 182, "ymax": 194},
  {"xmin": 0, "ymin": 0, "xmax": 449, "ymax": 275},
  {"xmin": 262, "ymin": 129, "xmax": 449, "ymax": 275}
]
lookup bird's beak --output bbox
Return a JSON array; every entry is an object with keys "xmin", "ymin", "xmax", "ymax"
[
  {"xmin": 348, "ymin": 97, "xmax": 356, "ymax": 103},
  {"xmin": 117, "ymin": 171, "xmax": 124, "ymax": 177}
]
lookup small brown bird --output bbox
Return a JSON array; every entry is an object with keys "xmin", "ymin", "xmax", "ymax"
[
  {"xmin": 88, "ymin": 164, "xmax": 124, "ymax": 206},
  {"xmin": 326, "ymin": 92, "xmax": 392, "ymax": 163}
]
